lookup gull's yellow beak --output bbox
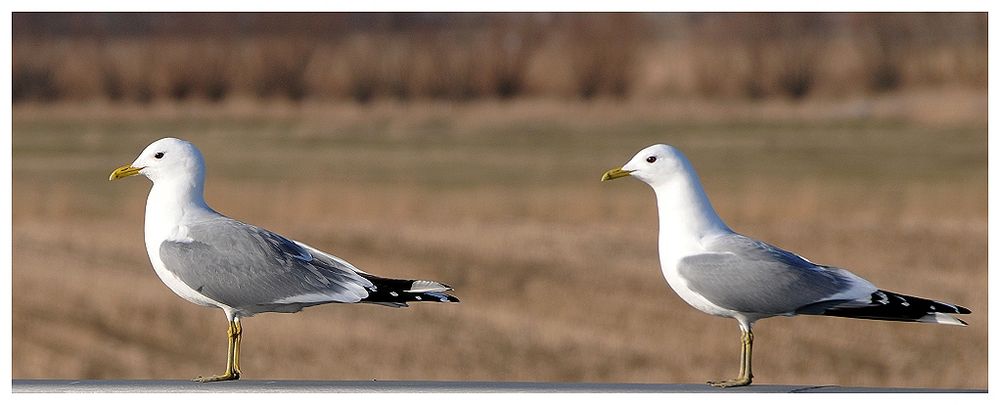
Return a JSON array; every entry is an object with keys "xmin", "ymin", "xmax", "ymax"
[
  {"xmin": 109, "ymin": 164, "xmax": 143, "ymax": 181},
  {"xmin": 601, "ymin": 167, "xmax": 633, "ymax": 182}
]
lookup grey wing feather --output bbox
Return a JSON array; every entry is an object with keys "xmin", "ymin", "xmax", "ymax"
[
  {"xmin": 678, "ymin": 233, "xmax": 859, "ymax": 314},
  {"xmin": 159, "ymin": 217, "xmax": 373, "ymax": 310}
]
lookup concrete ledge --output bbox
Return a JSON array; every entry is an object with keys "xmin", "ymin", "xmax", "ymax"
[{"xmin": 12, "ymin": 379, "xmax": 985, "ymax": 393}]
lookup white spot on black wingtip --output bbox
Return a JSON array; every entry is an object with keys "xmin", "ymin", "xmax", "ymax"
[
  {"xmin": 873, "ymin": 291, "xmax": 889, "ymax": 305},
  {"xmin": 929, "ymin": 304, "xmax": 936, "ymax": 311},
  {"xmin": 415, "ymin": 296, "xmax": 422, "ymax": 300},
  {"xmin": 389, "ymin": 291, "xmax": 399, "ymax": 297}
]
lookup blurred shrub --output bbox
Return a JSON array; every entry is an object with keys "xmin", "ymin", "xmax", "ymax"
[{"xmin": 11, "ymin": 13, "xmax": 987, "ymax": 103}]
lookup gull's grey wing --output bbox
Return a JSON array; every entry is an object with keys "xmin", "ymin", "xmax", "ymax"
[
  {"xmin": 677, "ymin": 233, "xmax": 869, "ymax": 315},
  {"xmin": 159, "ymin": 217, "xmax": 374, "ymax": 311}
]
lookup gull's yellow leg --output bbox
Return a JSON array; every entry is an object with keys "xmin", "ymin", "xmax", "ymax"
[
  {"xmin": 233, "ymin": 319, "xmax": 243, "ymax": 374},
  {"xmin": 708, "ymin": 330, "xmax": 754, "ymax": 388},
  {"xmin": 743, "ymin": 331, "xmax": 754, "ymax": 382},
  {"xmin": 193, "ymin": 320, "xmax": 241, "ymax": 382},
  {"xmin": 736, "ymin": 334, "xmax": 747, "ymax": 379}
]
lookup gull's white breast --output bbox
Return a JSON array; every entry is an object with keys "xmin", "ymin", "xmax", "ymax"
[{"xmin": 143, "ymin": 183, "xmax": 230, "ymax": 312}]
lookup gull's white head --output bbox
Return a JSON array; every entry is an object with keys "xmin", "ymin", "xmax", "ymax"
[
  {"xmin": 602, "ymin": 144, "xmax": 730, "ymax": 236},
  {"xmin": 601, "ymin": 144, "xmax": 691, "ymax": 188},
  {"xmin": 109, "ymin": 137, "xmax": 205, "ymax": 184}
]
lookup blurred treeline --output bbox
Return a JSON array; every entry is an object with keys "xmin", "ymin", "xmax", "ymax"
[{"xmin": 12, "ymin": 13, "xmax": 987, "ymax": 104}]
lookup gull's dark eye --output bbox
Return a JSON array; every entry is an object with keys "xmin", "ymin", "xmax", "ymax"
[
  {"xmin": 646, "ymin": 156, "xmax": 657, "ymax": 163},
  {"xmin": 154, "ymin": 152, "xmax": 164, "ymax": 159}
]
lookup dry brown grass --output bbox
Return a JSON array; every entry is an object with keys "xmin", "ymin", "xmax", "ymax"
[
  {"xmin": 11, "ymin": 96, "xmax": 986, "ymax": 388},
  {"xmin": 12, "ymin": 13, "xmax": 987, "ymax": 103}
]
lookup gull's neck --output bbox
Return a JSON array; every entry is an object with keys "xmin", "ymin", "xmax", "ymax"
[
  {"xmin": 144, "ymin": 175, "xmax": 217, "ymax": 244},
  {"xmin": 651, "ymin": 166, "xmax": 731, "ymax": 260}
]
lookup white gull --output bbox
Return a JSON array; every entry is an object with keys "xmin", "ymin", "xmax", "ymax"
[{"xmin": 602, "ymin": 144, "xmax": 969, "ymax": 387}]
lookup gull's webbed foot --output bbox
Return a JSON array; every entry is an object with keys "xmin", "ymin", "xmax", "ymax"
[
  {"xmin": 707, "ymin": 377, "xmax": 752, "ymax": 388},
  {"xmin": 193, "ymin": 371, "xmax": 240, "ymax": 383}
]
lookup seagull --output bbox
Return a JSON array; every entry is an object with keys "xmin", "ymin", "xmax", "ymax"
[
  {"xmin": 601, "ymin": 144, "xmax": 970, "ymax": 388},
  {"xmin": 110, "ymin": 137, "xmax": 459, "ymax": 382}
]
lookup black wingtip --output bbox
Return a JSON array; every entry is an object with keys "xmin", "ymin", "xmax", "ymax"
[
  {"xmin": 809, "ymin": 290, "xmax": 972, "ymax": 324},
  {"xmin": 358, "ymin": 275, "xmax": 459, "ymax": 306}
]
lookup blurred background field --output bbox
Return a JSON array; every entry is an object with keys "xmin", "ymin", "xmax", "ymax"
[
  {"xmin": 13, "ymin": 13, "xmax": 986, "ymax": 103},
  {"xmin": 11, "ymin": 13, "xmax": 987, "ymax": 388}
]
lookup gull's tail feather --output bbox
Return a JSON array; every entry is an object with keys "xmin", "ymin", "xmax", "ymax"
[
  {"xmin": 799, "ymin": 290, "xmax": 970, "ymax": 326},
  {"xmin": 359, "ymin": 275, "xmax": 459, "ymax": 307}
]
